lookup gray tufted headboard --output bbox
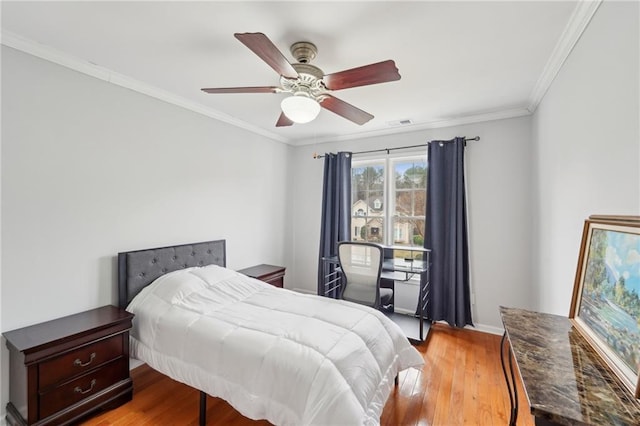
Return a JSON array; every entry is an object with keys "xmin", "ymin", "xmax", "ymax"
[{"xmin": 118, "ymin": 240, "xmax": 226, "ymax": 309}]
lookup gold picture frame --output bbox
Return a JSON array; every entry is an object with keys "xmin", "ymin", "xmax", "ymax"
[{"xmin": 569, "ymin": 215, "xmax": 640, "ymax": 399}]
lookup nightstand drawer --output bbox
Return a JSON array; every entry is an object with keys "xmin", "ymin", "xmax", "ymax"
[
  {"xmin": 39, "ymin": 334, "xmax": 124, "ymax": 389},
  {"xmin": 39, "ymin": 358, "xmax": 128, "ymax": 419},
  {"xmin": 258, "ymin": 270, "xmax": 285, "ymax": 286}
]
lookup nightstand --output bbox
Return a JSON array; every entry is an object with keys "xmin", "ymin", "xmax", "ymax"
[
  {"xmin": 3, "ymin": 305, "xmax": 134, "ymax": 425},
  {"xmin": 238, "ymin": 264, "xmax": 286, "ymax": 288}
]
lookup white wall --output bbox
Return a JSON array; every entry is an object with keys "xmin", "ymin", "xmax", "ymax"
[
  {"xmin": 287, "ymin": 116, "xmax": 533, "ymax": 332},
  {"xmin": 0, "ymin": 46, "xmax": 290, "ymax": 419},
  {"xmin": 531, "ymin": 0, "xmax": 640, "ymax": 315}
]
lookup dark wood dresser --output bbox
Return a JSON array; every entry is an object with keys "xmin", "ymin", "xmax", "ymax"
[
  {"xmin": 238, "ymin": 264, "xmax": 286, "ymax": 288},
  {"xmin": 3, "ymin": 305, "xmax": 134, "ymax": 425}
]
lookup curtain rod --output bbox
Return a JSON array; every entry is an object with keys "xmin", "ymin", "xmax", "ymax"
[{"xmin": 312, "ymin": 136, "xmax": 480, "ymax": 159}]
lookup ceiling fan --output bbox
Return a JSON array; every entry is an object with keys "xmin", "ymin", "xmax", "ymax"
[{"xmin": 201, "ymin": 33, "xmax": 401, "ymax": 127}]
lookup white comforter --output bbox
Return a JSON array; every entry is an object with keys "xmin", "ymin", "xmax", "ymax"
[{"xmin": 127, "ymin": 265, "xmax": 424, "ymax": 425}]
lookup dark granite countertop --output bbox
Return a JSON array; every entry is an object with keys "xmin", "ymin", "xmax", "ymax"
[{"xmin": 500, "ymin": 306, "xmax": 640, "ymax": 425}]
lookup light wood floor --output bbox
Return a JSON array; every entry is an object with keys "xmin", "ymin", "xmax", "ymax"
[{"xmin": 82, "ymin": 324, "xmax": 535, "ymax": 425}]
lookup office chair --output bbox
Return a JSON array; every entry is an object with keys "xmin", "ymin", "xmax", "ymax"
[{"xmin": 337, "ymin": 241, "xmax": 393, "ymax": 310}]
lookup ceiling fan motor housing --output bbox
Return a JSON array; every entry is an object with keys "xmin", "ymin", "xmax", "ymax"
[
  {"xmin": 290, "ymin": 41, "xmax": 317, "ymax": 64},
  {"xmin": 281, "ymin": 63, "xmax": 326, "ymax": 100}
]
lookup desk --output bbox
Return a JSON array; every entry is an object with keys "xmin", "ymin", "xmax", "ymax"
[
  {"xmin": 500, "ymin": 307, "xmax": 640, "ymax": 426},
  {"xmin": 321, "ymin": 246, "xmax": 431, "ymax": 342}
]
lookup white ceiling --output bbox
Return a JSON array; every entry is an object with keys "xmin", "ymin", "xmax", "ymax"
[{"xmin": 1, "ymin": 1, "xmax": 592, "ymax": 145}]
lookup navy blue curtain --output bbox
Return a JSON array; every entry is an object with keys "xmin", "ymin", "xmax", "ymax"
[
  {"xmin": 317, "ymin": 152, "xmax": 352, "ymax": 298},
  {"xmin": 424, "ymin": 137, "xmax": 473, "ymax": 327}
]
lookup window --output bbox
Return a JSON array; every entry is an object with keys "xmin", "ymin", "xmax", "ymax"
[{"xmin": 351, "ymin": 154, "xmax": 427, "ymax": 248}]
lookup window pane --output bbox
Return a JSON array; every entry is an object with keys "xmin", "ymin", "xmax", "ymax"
[
  {"xmin": 392, "ymin": 217, "xmax": 425, "ymax": 248},
  {"xmin": 396, "ymin": 189, "xmax": 426, "ymax": 216},
  {"xmin": 351, "ymin": 163, "xmax": 385, "ymax": 244},
  {"xmin": 351, "ymin": 216, "xmax": 367, "ymax": 241},
  {"xmin": 392, "ymin": 158, "xmax": 426, "ymax": 247},
  {"xmin": 364, "ymin": 165, "xmax": 385, "ymax": 190},
  {"xmin": 412, "ymin": 218, "xmax": 425, "ymax": 247},
  {"xmin": 394, "ymin": 160, "xmax": 426, "ymax": 190},
  {"xmin": 365, "ymin": 217, "xmax": 384, "ymax": 243},
  {"xmin": 414, "ymin": 191, "xmax": 426, "ymax": 216},
  {"xmin": 395, "ymin": 190, "xmax": 412, "ymax": 216},
  {"xmin": 352, "ymin": 164, "xmax": 384, "ymax": 198},
  {"xmin": 368, "ymin": 191, "xmax": 384, "ymax": 212}
]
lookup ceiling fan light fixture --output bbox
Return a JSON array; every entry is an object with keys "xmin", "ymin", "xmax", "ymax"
[{"xmin": 281, "ymin": 94, "xmax": 321, "ymax": 124}]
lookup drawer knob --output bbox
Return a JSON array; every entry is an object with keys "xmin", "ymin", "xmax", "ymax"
[
  {"xmin": 74, "ymin": 379, "xmax": 97, "ymax": 395},
  {"xmin": 73, "ymin": 352, "xmax": 96, "ymax": 367}
]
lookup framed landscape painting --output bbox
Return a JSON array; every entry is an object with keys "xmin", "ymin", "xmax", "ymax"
[{"xmin": 569, "ymin": 215, "xmax": 640, "ymax": 399}]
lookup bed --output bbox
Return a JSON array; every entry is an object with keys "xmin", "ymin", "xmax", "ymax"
[{"xmin": 118, "ymin": 239, "xmax": 424, "ymax": 425}]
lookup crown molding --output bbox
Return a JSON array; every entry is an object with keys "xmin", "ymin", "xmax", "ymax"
[
  {"xmin": 294, "ymin": 106, "xmax": 531, "ymax": 146},
  {"xmin": 527, "ymin": 0, "xmax": 602, "ymax": 113},
  {"xmin": 1, "ymin": 30, "xmax": 289, "ymax": 144}
]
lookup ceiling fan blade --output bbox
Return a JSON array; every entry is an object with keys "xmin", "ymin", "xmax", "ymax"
[
  {"xmin": 276, "ymin": 112, "xmax": 294, "ymax": 127},
  {"xmin": 201, "ymin": 86, "xmax": 279, "ymax": 94},
  {"xmin": 319, "ymin": 95, "xmax": 374, "ymax": 125},
  {"xmin": 234, "ymin": 32, "xmax": 298, "ymax": 79},
  {"xmin": 323, "ymin": 60, "xmax": 401, "ymax": 90}
]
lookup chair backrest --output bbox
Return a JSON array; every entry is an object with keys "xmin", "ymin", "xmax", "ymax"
[{"xmin": 337, "ymin": 241, "xmax": 383, "ymax": 308}]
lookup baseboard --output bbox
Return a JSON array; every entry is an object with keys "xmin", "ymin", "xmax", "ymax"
[
  {"xmin": 291, "ymin": 287, "xmax": 316, "ymax": 295},
  {"xmin": 428, "ymin": 320, "xmax": 503, "ymax": 336},
  {"xmin": 431, "ymin": 321, "xmax": 503, "ymax": 336},
  {"xmin": 393, "ymin": 307, "xmax": 417, "ymax": 315},
  {"xmin": 465, "ymin": 322, "xmax": 504, "ymax": 336}
]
